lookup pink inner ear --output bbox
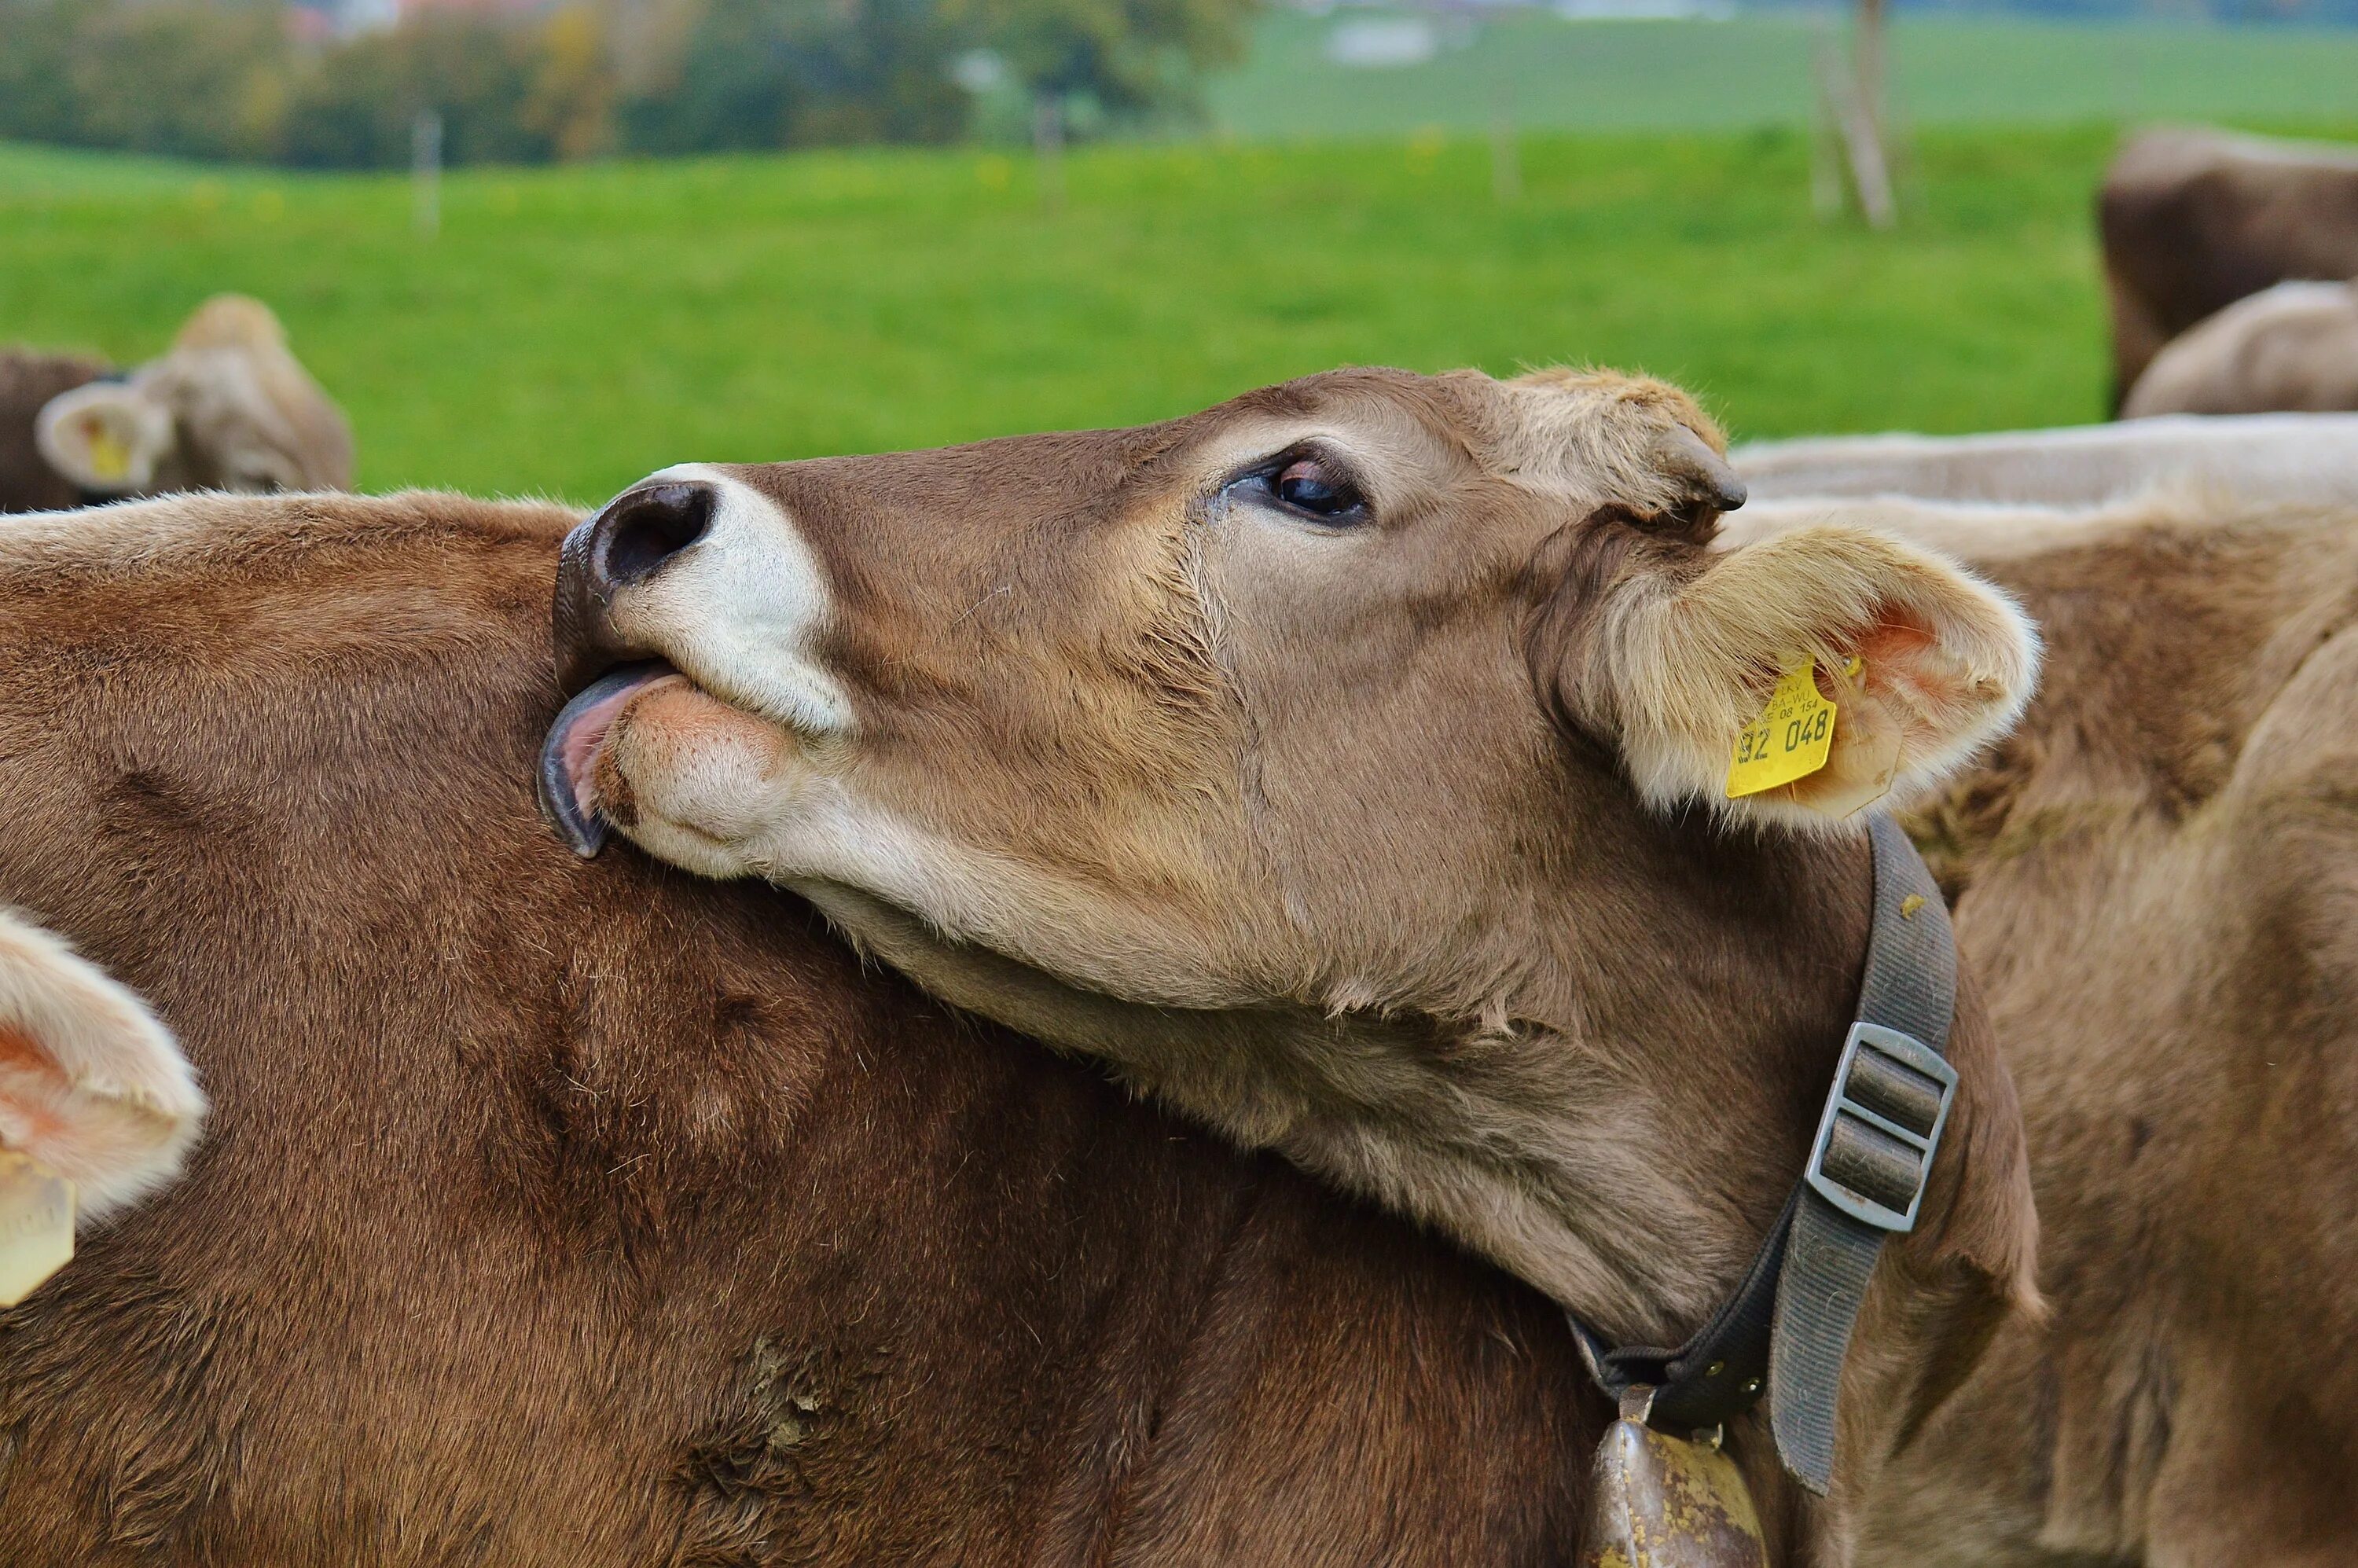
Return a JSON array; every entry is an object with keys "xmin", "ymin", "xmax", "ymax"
[
  {"xmin": 0, "ymin": 1025, "xmax": 72, "ymax": 1147},
  {"xmin": 1841, "ymin": 612, "xmax": 1985, "ymax": 756}
]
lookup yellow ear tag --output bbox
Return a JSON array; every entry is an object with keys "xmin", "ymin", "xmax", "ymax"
[
  {"xmin": 83, "ymin": 419, "xmax": 132, "ymax": 483},
  {"xmin": 0, "ymin": 1151, "xmax": 75, "ymax": 1309},
  {"xmin": 1726, "ymin": 653, "xmax": 1839, "ymax": 799}
]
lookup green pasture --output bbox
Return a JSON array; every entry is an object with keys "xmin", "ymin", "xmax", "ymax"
[
  {"xmin": 1210, "ymin": 14, "xmax": 2358, "ymax": 138},
  {"xmin": 3, "ymin": 112, "xmax": 2354, "ymax": 503}
]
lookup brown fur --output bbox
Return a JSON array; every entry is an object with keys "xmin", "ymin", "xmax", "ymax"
[
  {"xmin": 1729, "ymin": 493, "xmax": 2358, "ymax": 1565},
  {"xmin": 0, "ymin": 489, "xmax": 1677, "ymax": 1566},
  {"xmin": 551, "ymin": 366, "xmax": 2044, "ymax": 1555},
  {"xmin": 2101, "ymin": 127, "xmax": 2358, "ymax": 412}
]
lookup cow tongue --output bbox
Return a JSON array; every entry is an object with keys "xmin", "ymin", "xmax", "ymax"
[{"xmin": 537, "ymin": 662, "xmax": 675, "ymax": 858}]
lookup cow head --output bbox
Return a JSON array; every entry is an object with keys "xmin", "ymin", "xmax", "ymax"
[
  {"xmin": 547, "ymin": 368, "xmax": 2032, "ymax": 1014},
  {"xmin": 0, "ymin": 909, "xmax": 204, "ymax": 1228},
  {"xmin": 35, "ymin": 296, "xmax": 354, "ymax": 500}
]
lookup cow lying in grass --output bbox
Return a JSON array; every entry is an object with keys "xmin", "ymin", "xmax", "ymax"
[
  {"xmin": 2, "ymin": 295, "xmax": 351, "ymax": 513},
  {"xmin": 0, "ymin": 907, "xmax": 203, "ymax": 1287},
  {"xmin": 544, "ymin": 367, "xmax": 2047, "ymax": 1545},
  {"xmin": 0, "ymin": 489, "xmax": 1706, "ymax": 1564},
  {"xmin": 1737, "ymin": 413, "xmax": 2358, "ymax": 508}
]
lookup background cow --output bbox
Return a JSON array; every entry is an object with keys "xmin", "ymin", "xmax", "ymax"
[
  {"xmin": 2100, "ymin": 127, "xmax": 2358, "ymax": 411},
  {"xmin": 2121, "ymin": 280, "xmax": 2358, "ymax": 418},
  {"xmin": 1722, "ymin": 491, "xmax": 2358, "ymax": 1565},
  {"xmin": 1735, "ymin": 413, "xmax": 2358, "ymax": 508},
  {"xmin": 0, "ymin": 490, "xmax": 1690, "ymax": 1566},
  {"xmin": 2, "ymin": 296, "xmax": 353, "ymax": 513}
]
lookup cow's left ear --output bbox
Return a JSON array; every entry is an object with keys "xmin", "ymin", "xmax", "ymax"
[
  {"xmin": 35, "ymin": 380, "xmax": 175, "ymax": 497},
  {"xmin": 1544, "ymin": 523, "xmax": 2040, "ymax": 825},
  {"xmin": 0, "ymin": 911, "xmax": 204, "ymax": 1225}
]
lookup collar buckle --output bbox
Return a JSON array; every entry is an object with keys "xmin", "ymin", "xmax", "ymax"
[{"xmin": 1803, "ymin": 1021, "xmax": 1958, "ymax": 1234}]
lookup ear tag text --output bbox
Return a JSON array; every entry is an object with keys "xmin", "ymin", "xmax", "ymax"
[
  {"xmin": 83, "ymin": 419, "xmax": 132, "ymax": 484},
  {"xmin": 1726, "ymin": 654, "xmax": 1841, "ymax": 799},
  {"xmin": 0, "ymin": 1151, "xmax": 75, "ymax": 1308}
]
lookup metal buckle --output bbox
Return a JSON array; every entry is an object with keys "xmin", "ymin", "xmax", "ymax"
[{"xmin": 1803, "ymin": 1021, "xmax": 1957, "ymax": 1232}]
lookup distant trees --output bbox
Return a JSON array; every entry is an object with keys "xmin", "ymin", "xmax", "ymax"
[
  {"xmin": 0, "ymin": 0, "xmax": 291, "ymax": 162},
  {"xmin": 948, "ymin": 0, "xmax": 1260, "ymax": 120},
  {"xmin": 618, "ymin": 0, "xmax": 968, "ymax": 154},
  {"xmin": 0, "ymin": 0, "xmax": 1262, "ymax": 167},
  {"xmin": 277, "ymin": 16, "xmax": 585, "ymax": 167}
]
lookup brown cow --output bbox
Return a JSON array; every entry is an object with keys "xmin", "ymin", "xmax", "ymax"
[
  {"xmin": 2122, "ymin": 279, "xmax": 2358, "ymax": 418},
  {"xmin": 542, "ymin": 367, "xmax": 2045, "ymax": 1538},
  {"xmin": 0, "ymin": 488, "xmax": 1705, "ymax": 1565},
  {"xmin": 2101, "ymin": 127, "xmax": 2358, "ymax": 410},
  {"xmin": 2, "ymin": 295, "xmax": 353, "ymax": 513},
  {"xmin": 1718, "ymin": 491, "xmax": 2358, "ymax": 1564}
]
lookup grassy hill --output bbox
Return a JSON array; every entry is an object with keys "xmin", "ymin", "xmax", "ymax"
[
  {"xmin": 1208, "ymin": 13, "xmax": 2358, "ymax": 138},
  {"xmin": 4, "ymin": 115, "xmax": 2352, "ymax": 501}
]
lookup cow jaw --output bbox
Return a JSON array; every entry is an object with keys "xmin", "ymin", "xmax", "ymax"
[{"xmin": 545, "ymin": 664, "xmax": 1276, "ymax": 1012}]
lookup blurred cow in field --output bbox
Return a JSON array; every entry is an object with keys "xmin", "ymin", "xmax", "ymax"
[
  {"xmin": 2, "ymin": 296, "xmax": 353, "ymax": 513},
  {"xmin": 2101, "ymin": 127, "xmax": 2358, "ymax": 410},
  {"xmin": 2121, "ymin": 280, "xmax": 2358, "ymax": 418}
]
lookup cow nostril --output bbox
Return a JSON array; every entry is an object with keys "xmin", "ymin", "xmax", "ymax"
[{"xmin": 596, "ymin": 483, "xmax": 715, "ymax": 587}]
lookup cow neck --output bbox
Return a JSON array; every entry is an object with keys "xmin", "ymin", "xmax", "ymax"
[
  {"xmin": 1304, "ymin": 801, "xmax": 1971, "ymax": 1490},
  {"xmin": 1563, "ymin": 814, "xmax": 1959, "ymax": 1493},
  {"xmin": 1405, "ymin": 801, "xmax": 1882, "ymax": 1353}
]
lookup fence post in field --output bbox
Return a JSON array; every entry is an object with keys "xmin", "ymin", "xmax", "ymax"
[
  {"xmin": 1814, "ymin": 0, "xmax": 1895, "ymax": 228},
  {"xmin": 1033, "ymin": 92, "xmax": 1066, "ymax": 215},
  {"xmin": 1809, "ymin": 19, "xmax": 1846, "ymax": 221},
  {"xmin": 412, "ymin": 110, "xmax": 443, "ymax": 240}
]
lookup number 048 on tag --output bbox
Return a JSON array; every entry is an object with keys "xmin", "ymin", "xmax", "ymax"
[{"xmin": 1726, "ymin": 655, "xmax": 1838, "ymax": 799}]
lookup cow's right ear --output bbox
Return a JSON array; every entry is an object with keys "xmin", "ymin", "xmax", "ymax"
[
  {"xmin": 0, "ymin": 912, "xmax": 204, "ymax": 1226},
  {"xmin": 1534, "ymin": 521, "xmax": 2040, "ymax": 828},
  {"xmin": 35, "ymin": 380, "xmax": 175, "ymax": 497}
]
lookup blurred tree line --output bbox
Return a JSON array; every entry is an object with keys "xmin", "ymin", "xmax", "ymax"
[{"xmin": 0, "ymin": 0, "xmax": 1257, "ymax": 166}]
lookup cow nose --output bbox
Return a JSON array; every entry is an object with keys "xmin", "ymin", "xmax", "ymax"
[
  {"xmin": 553, "ymin": 481, "xmax": 714, "ymax": 694},
  {"xmin": 588, "ymin": 482, "xmax": 714, "ymax": 588}
]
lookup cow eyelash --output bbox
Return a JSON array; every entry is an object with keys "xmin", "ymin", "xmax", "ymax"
[{"xmin": 1225, "ymin": 446, "xmax": 1374, "ymax": 528}]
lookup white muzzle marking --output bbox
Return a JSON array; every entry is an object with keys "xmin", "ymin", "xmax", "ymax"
[{"xmin": 627, "ymin": 462, "xmax": 854, "ymax": 738}]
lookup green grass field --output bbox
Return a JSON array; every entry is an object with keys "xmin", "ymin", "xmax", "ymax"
[
  {"xmin": 3, "ymin": 22, "xmax": 2354, "ymax": 503},
  {"xmin": 1210, "ymin": 14, "xmax": 2358, "ymax": 138}
]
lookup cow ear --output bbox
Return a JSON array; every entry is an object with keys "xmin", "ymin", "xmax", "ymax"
[
  {"xmin": 1543, "ymin": 523, "xmax": 2040, "ymax": 825},
  {"xmin": 35, "ymin": 380, "xmax": 175, "ymax": 497},
  {"xmin": 0, "ymin": 912, "xmax": 204, "ymax": 1226}
]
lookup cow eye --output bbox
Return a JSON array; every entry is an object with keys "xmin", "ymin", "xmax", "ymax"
[{"xmin": 1266, "ymin": 454, "xmax": 1368, "ymax": 525}]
